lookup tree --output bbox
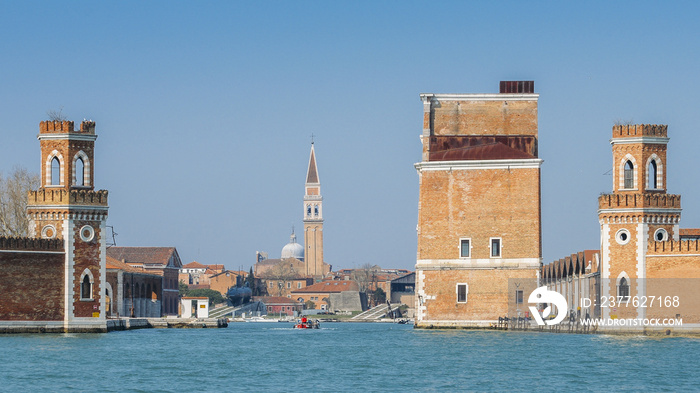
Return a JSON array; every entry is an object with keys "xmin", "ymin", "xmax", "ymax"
[
  {"xmin": 305, "ymin": 300, "xmax": 316, "ymax": 310},
  {"xmin": 246, "ymin": 266, "xmax": 259, "ymax": 296},
  {"xmin": 179, "ymin": 281, "xmax": 189, "ymax": 296},
  {"xmin": 0, "ymin": 166, "xmax": 40, "ymax": 237},
  {"xmin": 351, "ymin": 263, "xmax": 377, "ymax": 293},
  {"xmin": 373, "ymin": 287, "xmax": 386, "ymax": 304},
  {"xmin": 46, "ymin": 106, "xmax": 66, "ymax": 121},
  {"xmin": 185, "ymin": 288, "xmax": 226, "ymax": 306}
]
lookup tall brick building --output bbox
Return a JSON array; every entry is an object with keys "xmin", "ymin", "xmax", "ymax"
[
  {"xmin": 0, "ymin": 120, "xmax": 109, "ymax": 332},
  {"xmin": 414, "ymin": 82, "xmax": 542, "ymax": 328},
  {"xmin": 304, "ymin": 142, "xmax": 328, "ymax": 277},
  {"xmin": 545, "ymin": 124, "xmax": 700, "ymax": 331}
]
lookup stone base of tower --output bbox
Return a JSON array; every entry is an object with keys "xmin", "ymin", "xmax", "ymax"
[{"xmin": 415, "ymin": 265, "xmax": 539, "ymax": 329}]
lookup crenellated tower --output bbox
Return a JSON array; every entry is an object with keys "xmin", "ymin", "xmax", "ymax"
[
  {"xmin": 26, "ymin": 120, "xmax": 109, "ymax": 327},
  {"xmin": 598, "ymin": 124, "xmax": 680, "ymax": 319},
  {"xmin": 303, "ymin": 143, "xmax": 324, "ymax": 277}
]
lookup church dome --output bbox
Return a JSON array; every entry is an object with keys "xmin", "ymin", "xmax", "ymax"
[{"xmin": 281, "ymin": 230, "xmax": 304, "ymax": 261}]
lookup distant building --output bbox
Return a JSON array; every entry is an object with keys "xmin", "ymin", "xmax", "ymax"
[
  {"xmin": 106, "ymin": 256, "xmax": 163, "ymax": 318},
  {"xmin": 209, "ymin": 270, "xmax": 248, "ymax": 296},
  {"xmin": 254, "ymin": 144, "xmax": 332, "ymax": 285},
  {"xmin": 292, "ymin": 280, "xmax": 366, "ymax": 312},
  {"xmin": 257, "ymin": 296, "xmax": 303, "ymax": 316},
  {"xmin": 106, "ymin": 247, "xmax": 183, "ymax": 316}
]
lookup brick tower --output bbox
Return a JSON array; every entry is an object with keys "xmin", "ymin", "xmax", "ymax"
[
  {"xmin": 415, "ymin": 81, "xmax": 542, "ymax": 328},
  {"xmin": 26, "ymin": 120, "xmax": 109, "ymax": 330},
  {"xmin": 303, "ymin": 142, "xmax": 324, "ymax": 277},
  {"xmin": 598, "ymin": 124, "xmax": 679, "ymax": 320}
]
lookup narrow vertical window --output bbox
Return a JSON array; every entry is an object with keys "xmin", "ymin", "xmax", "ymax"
[
  {"xmin": 618, "ymin": 277, "xmax": 630, "ymax": 300},
  {"xmin": 491, "ymin": 238, "xmax": 501, "ymax": 258},
  {"xmin": 307, "ymin": 205, "xmax": 312, "ymax": 217},
  {"xmin": 51, "ymin": 157, "xmax": 60, "ymax": 186},
  {"xmin": 314, "ymin": 206, "xmax": 319, "ymax": 216},
  {"xmin": 81, "ymin": 274, "xmax": 92, "ymax": 299},
  {"xmin": 460, "ymin": 239, "xmax": 470, "ymax": 258},
  {"xmin": 624, "ymin": 161, "xmax": 634, "ymax": 189},
  {"xmin": 75, "ymin": 157, "xmax": 84, "ymax": 186},
  {"xmin": 515, "ymin": 290, "xmax": 524, "ymax": 304},
  {"xmin": 457, "ymin": 283, "xmax": 468, "ymax": 303},
  {"xmin": 648, "ymin": 160, "xmax": 657, "ymax": 189}
]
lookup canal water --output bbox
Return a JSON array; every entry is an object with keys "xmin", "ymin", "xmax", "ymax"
[{"xmin": 2, "ymin": 322, "xmax": 698, "ymax": 392}]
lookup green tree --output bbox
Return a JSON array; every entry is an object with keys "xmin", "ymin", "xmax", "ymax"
[
  {"xmin": 187, "ymin": 288, "xmax": 226, "ymax": 306},
  {"xmin": 246, "ymin": 267, "xmax": 257, "ymax": 295},
  {"xmin": 179, "ymin": 280, "xmax": 189, "ymax": 296},
  {"xmin": 305, "ymin": 300, "xmax": 316, "ymax": 310},
  {"xmin": 373, "ymin": 287, "xmax": 386, "ymax": 304}
]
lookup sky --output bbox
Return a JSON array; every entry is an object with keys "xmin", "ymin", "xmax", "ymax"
[{"xmin": 1, "ymin": 1, "xmax": 700, "ymax": 271}]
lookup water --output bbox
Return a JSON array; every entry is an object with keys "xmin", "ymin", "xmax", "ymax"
[{"xmin": 1, "ymin": 322, "xmax": 698, "ymax": 392}]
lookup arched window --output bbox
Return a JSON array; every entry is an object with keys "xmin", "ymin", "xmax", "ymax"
[
  {"xmin": 307, "ymin": 205, "xmax": 312, "ymax": 217},
  {"xmin": 75, "ymin": 158, "xmax": 85, "ymax": 186},
  {"xmin": 81, "ymin": 274, "xmax": 92, "ymax": 300},
  {"xmin": 624, "ymin": 161, "xmax": 634, "ymax": 189},
  {"xmin": 648, "ymin": 160, "xmax": 658, "ymax": 189},
  {"xmin": 618, "ymin": 277, "xmax": 630, "ymax": 300},
  {"xmin": 314, "ymin": 206, "xmax": 319, "ymax": 216},
  {"xmin": 51, "ymin": 157, "xmax": 61, "ymax": 186}
]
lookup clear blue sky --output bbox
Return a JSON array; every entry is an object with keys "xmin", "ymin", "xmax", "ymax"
[{"xmin": 2, "ymin": 1, "xmax": 700, "ymax": 271}]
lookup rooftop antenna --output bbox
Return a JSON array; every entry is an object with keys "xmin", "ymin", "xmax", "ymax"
[{"xmin": 310, "ymin": 133, "xmax": 315, "ymax": 144}]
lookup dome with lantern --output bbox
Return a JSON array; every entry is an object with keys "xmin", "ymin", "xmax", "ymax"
[{"xmin": 281, "ymin": 229, "xmax": 304, "ymax": 261}]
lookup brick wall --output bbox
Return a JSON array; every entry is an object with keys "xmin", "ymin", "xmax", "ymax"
[
  {"xmin": 0, "ymin": 251, "xmax": 65, "ymax": 321},
  {"xmin": 417, "ymin": 168, "xmax": 541, "ymax": 260}
]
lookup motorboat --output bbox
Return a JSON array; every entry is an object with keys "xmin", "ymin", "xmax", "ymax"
[{"xmin": 294, "ymin": 317, "xmax": 320, "ymax": 329}]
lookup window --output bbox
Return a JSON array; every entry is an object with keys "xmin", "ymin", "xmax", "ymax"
[
  {"xmin": 269, "ymin": 282, "xmax": 274, "ymax": 288},
  {"xmin": 654, "ymin": 228, "xmax": 668, "ymax": 242},
  {"xmin": 314, "ymin": 206, "xmax": 319, "ymax": 216},
  {"xmin": 624, "ymin": 161, "xmax": 634, "ymax": 189},
  {"xmin": 297, "ymin": 282, "xmax": 302, "ymax": 289},
  {"xmin": 618, "ymin": 277, "xmax": 630, "ymax": 300},
  {"xmin": 81, "ymin": 274, "xmax": 92, "ymax": 300},
  {"xmin": 287, "ymin": 282, "xmax": 291, "ymax": 289},
  {"xmin": 460, "ymin": 238, "xmax": 470, "ymax": 258},
  {"xmin": 75, "ymin": 158, "xmax": 84, "ymax": 186},
  {"xmin": 515, "ymin": 290, "xmax": 524, "ymax": 305},
  {"xmin": 616, "ymin": 229, "xmax": 631, "ymax": 245},
  {"xmin": 457, "ymin": 283, "xmax": 468, "ymax": 303},
  {"xmin": 51, "ymin": 157, "xmax": 60, "ymax": 186},
  {"xmin": 490, "ymin": 238, "xmax": 501, "ymax": 258},
  {"xmin": 648, "ymin": 160, "xmax": 658, "ymax": 189},
  {"xmin": 307, "ymin": 205, "xmax": 312, "ymax": 217}
]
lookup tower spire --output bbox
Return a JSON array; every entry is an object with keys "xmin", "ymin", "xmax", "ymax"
[{"xmin": 303, "ymin": 142, "xmax": 324, "ymax": 277}]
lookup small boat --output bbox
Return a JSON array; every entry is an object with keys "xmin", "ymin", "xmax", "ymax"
[{"xmin": 294, "ymin": 317, "xmax": 320, "ymax": 329}]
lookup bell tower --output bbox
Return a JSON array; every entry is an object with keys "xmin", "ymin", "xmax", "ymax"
[
  {"xmin": 303, "ymin": 143, "xmax": 324, "ymax": 277},
  {"xmin": 27, "ymin": 120, "xmax": 109, "ymax": 329},
  {"xmin": 598, "ymin": 124, "xmax": 680, "ymax": 320}
]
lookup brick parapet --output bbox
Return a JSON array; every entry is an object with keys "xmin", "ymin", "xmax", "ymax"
[
  {"xmin": 0, "ymin": 236, "xmax": 64, "ymax": 252},
  {"xmin": 598, "ymin": 193, "xmax": 680, "ymax": 210},
  {"xmin": 27, "ymin": 189, "xmax": 108, "ymax": 206},
  {"xmin": 39, "ymin": 120, "xmax": 95, "ymax": 135},
  {"xmin": 648, "ymin": 239, "xmax": 700, "ymax": 255},
  {"xmin": 612, "ymin": 124, "xmax": 667, "ymax": 139}
]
